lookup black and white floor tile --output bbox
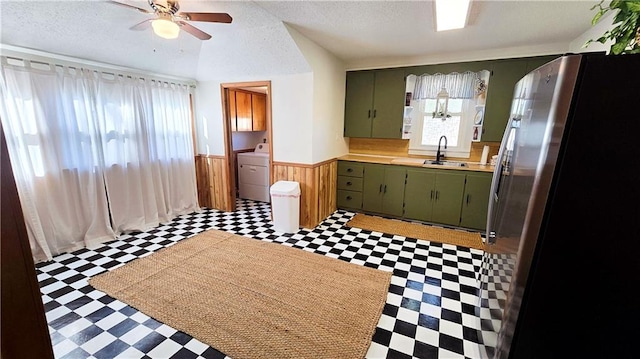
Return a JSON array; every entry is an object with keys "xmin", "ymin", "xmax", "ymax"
[{"xmin": 36, "ymin": 199, "xmax": 505, "ymax": 359}]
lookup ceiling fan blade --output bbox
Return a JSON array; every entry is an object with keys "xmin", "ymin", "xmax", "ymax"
[
  {"xmin": 129, "ymin": 19, "xmax": 152, "ymax": 31},
  {"xmin": 177, "ymin": 21, "xmax": 212, "ymax": 40},
  {"xmin": 108, "ymin": 0, "xmax": 152, "ymax": 14},
  {"xmin": 178, "ymin": 12, "xmax": 232, "ymax": 23}
]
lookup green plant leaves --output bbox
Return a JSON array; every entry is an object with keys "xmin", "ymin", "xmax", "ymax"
[{"xmin": 587, "ymin": 0, "xmax": 640, "ymax": 55}]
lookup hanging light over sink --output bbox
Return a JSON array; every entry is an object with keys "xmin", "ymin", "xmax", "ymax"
[{"xmin": 434, "ymin": 87, "xmax": 451, "ymax": 120}]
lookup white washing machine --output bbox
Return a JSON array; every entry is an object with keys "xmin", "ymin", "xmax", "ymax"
[{"xmin": 237, "ymin": 143, "xmax": 270, "ymax": 203}]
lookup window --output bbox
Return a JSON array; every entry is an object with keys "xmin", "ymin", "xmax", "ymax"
[{"xmin": 406, "ymin": 70, "xmax": 490, "ymax": 158}]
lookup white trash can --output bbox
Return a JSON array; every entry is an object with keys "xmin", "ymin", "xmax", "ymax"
[{"xmin": 270, "ymin": 181, "xmax": 300, "ymax": 233}]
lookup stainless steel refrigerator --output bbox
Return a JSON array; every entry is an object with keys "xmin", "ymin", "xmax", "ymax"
[{"xmin": 479, "ymin": 53, "xmax": 640, "ymax": 358}]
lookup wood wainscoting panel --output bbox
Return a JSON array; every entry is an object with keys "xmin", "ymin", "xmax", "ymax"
[
  {"xmin": 195, "ymin": 155, "xmax": 233, "ymax": 212},
  {"xmin": 272, "ymin": 159, "xmax": 337, "ymax": 229}
]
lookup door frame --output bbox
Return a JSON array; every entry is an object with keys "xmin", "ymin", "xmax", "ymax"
[{"xmin": 219, "ymin": 80, "xmax": 273, "ymax": 211}]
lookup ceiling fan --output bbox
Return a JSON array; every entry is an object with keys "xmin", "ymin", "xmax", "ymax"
[{"xmin": 110, "ymin": 0, "xmax": 232, "ymax": 40}]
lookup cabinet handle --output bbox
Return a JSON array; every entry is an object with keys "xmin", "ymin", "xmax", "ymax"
[
  {"xmin": 379, "ymin": 184, "xmax": 382, "ymax": 193},
  {"xmin": 346, "ymin": 181, "xmax": 352, "ymax": 186},
  {"xmin": 346, "ymin": 195, "xmax": 352, "ymax": 200},
  {"xmin": 368, "ymin": 109, "xmax": 371, "ymax": 118},
  {"xmin": 347, "ymin": 168, "xmax": 353, "ymax": 172},
  {"xmin": 373, "ymin": 109, "xmax": 377, "ymax": 118},
  {"xmin": 435, "ymin": 191, "xmax": 439, "ymax": 200},
  {"xmin": 430, "ymin": 190, "xmax": 434, "ymax": 199},
  {"xmin": 383, "ymin": 185, "xmax": 387, "ymax": 193},
  {"xmin": 466, "ymin": 194, "xmax": 470, "ymax": 205}
]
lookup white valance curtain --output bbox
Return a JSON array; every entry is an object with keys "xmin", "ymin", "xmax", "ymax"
[
  {"xmin": 0, "ymin": 57, "xmax": 199, "ymax": 262},
  {"xmin": 413, "ymin": 71, "xmax": 484, "ymax": 99}
]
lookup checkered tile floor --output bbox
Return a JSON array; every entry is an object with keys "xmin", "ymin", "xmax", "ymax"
[{"xmin": 36, "ymin": 199, "xmax": 505, "ymax": 359}]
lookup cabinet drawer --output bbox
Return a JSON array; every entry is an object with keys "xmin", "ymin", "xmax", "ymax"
[
  {"xmin": 337, "ymin": 190, "xmax": 362, "ymax": 209},
  {"xmin": 338, "ymin": 162, "xmax": 364, "ymax": 177},
  {"xmin": 337, "ymin": 176, "xmax": 363, "ymax": 191}
]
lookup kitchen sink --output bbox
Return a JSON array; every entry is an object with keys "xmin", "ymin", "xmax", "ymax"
[{"xmin": 423, "ymin": 160, "xmax": 468, "ymax": 167}]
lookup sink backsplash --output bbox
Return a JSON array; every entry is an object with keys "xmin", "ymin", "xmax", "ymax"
[{"xmin": 348, "ymin": 138, "xmax": 499, "ymax": 163}]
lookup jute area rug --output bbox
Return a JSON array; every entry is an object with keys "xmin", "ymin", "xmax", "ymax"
[
  {"xmin": 88, "ymin": 229, "xmax": 392, "ymax": 359},
  {"xmin": 347, "ymin": 213, "xmax": 485, "ymax": 251}
]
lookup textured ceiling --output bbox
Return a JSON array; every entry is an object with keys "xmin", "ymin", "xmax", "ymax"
[{"xmin": 0, "ymin": 1, "xmax": 600, "ymax": 81}]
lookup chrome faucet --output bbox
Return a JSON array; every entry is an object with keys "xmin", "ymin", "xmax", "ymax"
[{"xmin": 436, "ymin": 135, "xmax": 447, "ymax": 163}]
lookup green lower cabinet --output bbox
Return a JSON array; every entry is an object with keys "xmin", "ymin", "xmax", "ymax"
[
  {"xmin": 339, "ymin": 161, "xmax": 492, "ymax": 230},
  {"xmin": 431, "ymin": 172, "xmax": 466, "ymax": 226},
  {"xmin": 337, "ymin": 190, "xmax": 362, "ymax": 209},
  {"xmin": 459, "ymin": 173, "xmax": 492, "ymax": 230},
  {"xmin": 403, "ymin": 170, "xmax": 436, "ymax": 221},
  {"xmin": 404, "ymin": 168, "xmax": 465, "ymax": 227},
  {"xmin": 362, "ymin": 164, "xmax": 406, "ymax": 217}
]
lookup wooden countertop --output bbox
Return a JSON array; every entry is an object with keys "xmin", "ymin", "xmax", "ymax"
[{"xmin": 338, "ymin": 154, "xmax": 495, "ymax": 173}]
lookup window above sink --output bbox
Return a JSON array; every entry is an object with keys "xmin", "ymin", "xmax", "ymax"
[{"xmin": 405, "ymin": 70, "xmax": 490, "ymax": 159}]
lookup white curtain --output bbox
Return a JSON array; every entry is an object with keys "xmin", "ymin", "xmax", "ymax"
[
  {"xmin": 413, "ymin": 71, "xmax": 484, "ymax": 99},
  {"xmin": 0, "ymin": 57, "xmax": 199, "ymax": 262}
]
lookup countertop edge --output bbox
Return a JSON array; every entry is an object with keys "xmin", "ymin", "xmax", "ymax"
[{"xmin": 338, "ymin": 154, "xmax": 495, "ymax": 173}]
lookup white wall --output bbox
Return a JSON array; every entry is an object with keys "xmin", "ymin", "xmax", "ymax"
[
  {"xmin": 286, "ymin": 25, "xmax": 349, "ymax": 163},
  {"xmin": 194, "ymin": 26, "xmax": 347, "ymax": 165},
  {"xmin": 193, "ymin": 73, "xmax": 315, "ymax": 163},
  {"xmin": 271, "ymin": 73, "xmax": 314, "ymax": 163},
  {"xmin": 569, "ymin": 12, "xmax": 615, "ymax": 54},
  {"xmin": 232, "ymin": 131, "xmax": 267, "ymax": 151},
  {"xmin": 193, "ymin": 83, "xmax": 225, "ymax": 156}
]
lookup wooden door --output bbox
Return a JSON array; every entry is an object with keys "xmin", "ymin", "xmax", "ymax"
[
  {"xmin": 228, "ymin": 89, "xmax": 237, "ymax": 132},
  {"xmin": 235, "ymin": 91, "xmax": 253, "ymax": 131},
  {"xmin": 252, "ymin": 93, "xmax": 266, "ymax": 131}
]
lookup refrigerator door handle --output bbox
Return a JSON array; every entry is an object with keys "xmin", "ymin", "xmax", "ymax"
[{"xmin": 485, "ymin": 118, "xmax": 513, "ymax": 245}]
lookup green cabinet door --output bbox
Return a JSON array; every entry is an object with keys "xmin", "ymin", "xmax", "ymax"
[
  {"xmin": 460, "ymin": 173, "xmax": 492, "ymax": 230},
  {"xmin": 526, "ymin": 55, "xmax": 560, "ymax": 73},
  {"xmin": 381, "ymin": 166, "xmax": 407, "ymax": 217},
  {"xmin": 371, "ymin": 68, "xmax": 406, "ymax": 139},
  {"xmin": 404, "ymin": 169, "xmax": 436, "ymax": 221},
  {"xmin": 362, "ymin": 164, "xmax": 406, "ymax": 216},
  {"xmin": 362, "ymin": 164, "xmax": 385, "ymax": 213},
  {"xmin": 431, "ymin": 172, "xmax": 466, "ymax": 226},
  {"xmin": 482, "ymin": 59, "xmax": 529, "ymax": 142},
  {"xmin": 344, "ymin": 71, "xmax": 375, "ymax": 138}
]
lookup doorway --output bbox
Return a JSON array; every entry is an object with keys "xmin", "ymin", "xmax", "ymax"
[{"xmin": 220, "ymin": 81, "xmax": 272, "ymax": 212}]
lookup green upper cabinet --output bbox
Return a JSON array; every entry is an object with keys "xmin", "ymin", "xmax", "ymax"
[
  {"xmin": 344, "ymin": 68, "xmax": 405, "ymax": 139},
  {"xmin": 403, "ymin": 168, "xmax": 465, "ymax": 227},
  {"xmin": 362, "ymin": 164, "xmax": 406, "ymax": 217},
  {"xmin": 482, "ymin": 55, "xmax": 560, "ymax": 142},
  {"xmin": 345, "ymin": 55, "xmax": 562, "ymax": 143},
  {"xmin": 459, "ymin": 173, "xmax": 492, "ymax": 230},
  {"xmin": 482, "ymin": 59, "xmax": 529, "ymax": 142},
  {"xmin": 525, "ymin": 55, "xmax": 561, "ymax": 73},
  {"xmin": 344, "ymin": 71, "xmax": 375, "ymax": 138}
]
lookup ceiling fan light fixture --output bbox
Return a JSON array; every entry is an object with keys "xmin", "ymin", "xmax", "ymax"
[
  {"xmin": 152, "ymin": 18, "xmax": 180, "ymax": 39},
  {"xmin": 435, "ymin": 0, "xmax": 471, "ymax": 32}
]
